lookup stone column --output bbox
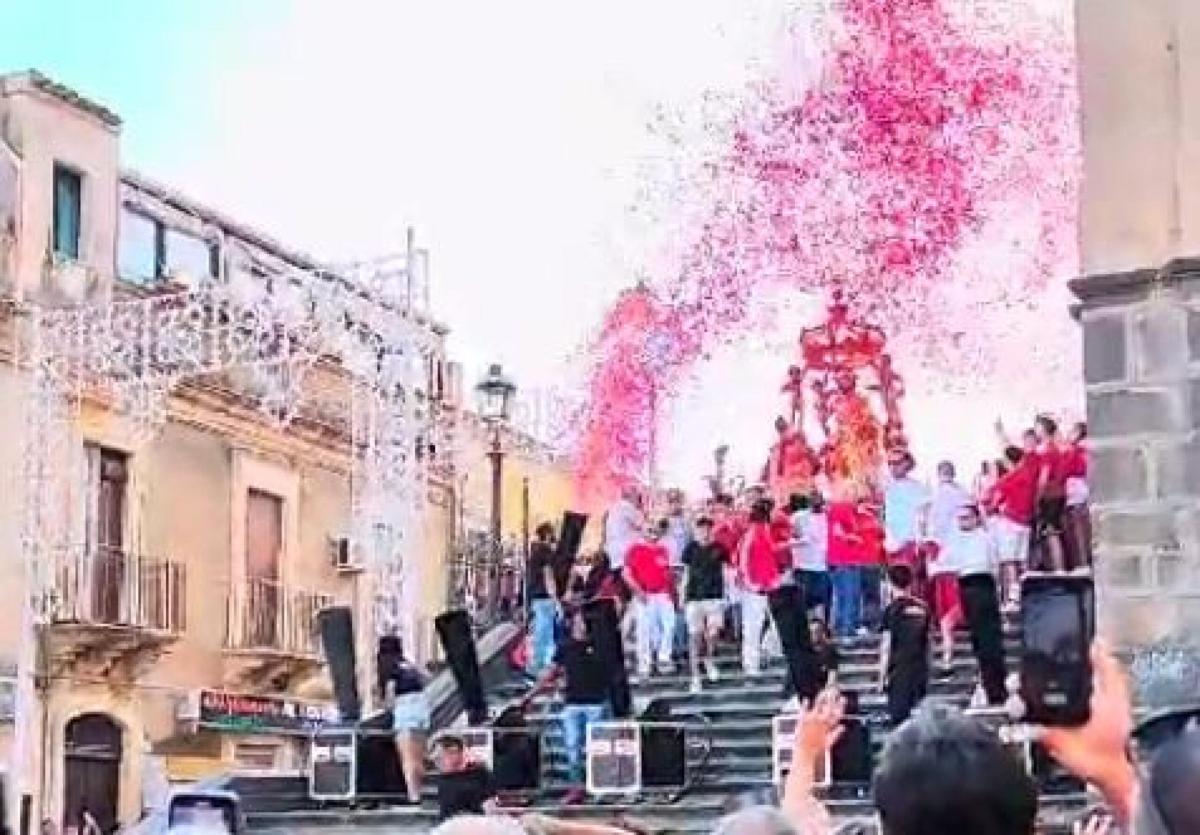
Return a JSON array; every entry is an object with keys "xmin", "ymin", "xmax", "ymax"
[{"xmin": 1072, "ymin": 260, "xmax": 1200, "ymax": 705}]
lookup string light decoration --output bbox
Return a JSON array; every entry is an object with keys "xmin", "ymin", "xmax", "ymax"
[{"xmin": 19, "ymin": 265, "xmax": 446, "ymax": 641}]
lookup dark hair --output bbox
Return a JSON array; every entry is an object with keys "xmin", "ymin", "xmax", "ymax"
[
  {"xmin": 654, "ymin": 517, "xmax": 670, "ymax": 535},
  {"xmin": 748, "ymin": 500, "xmax": 771, "ymax": 524},
  {"xmin": 873, "ymin": 704, "xmax": 1037, "ymax": 835},
  {"xmin": 1003, "ymin": 446, "xmax": 1023, "ymax": 466},
  {"xmin": 937, "ymin": 461, "xmax": 955, "ymax": 479},
  {"xmin": 809, "ymin": 491, "xmax": 826, "ymax": 513},
  {"xmin": 436, "ymin": 734, "xmax": 465, "ymax": 752},
  {"xmin": 1145, "ymin": 729, "xmax": 1200, "ymax": 834},
  {"xmin": 886, "ymin": 564, "xmax": 915, "ymax": 590},
  {"xmin": 1035, "ymin": 414, "xmax": 1058, "ymax": 436},
  {"xmin": 787, "ymin": 493, "xmax": 810, "ymax": 514},
  {"xmin": 535, "ymin": 522, "xmax": 555, "ymax": 541},
  {"xmin": 1073, "ymin": 421, "xmax": 1088, "ymax": 441},
  {"xmin": 695, "ymin": 516, "xmax": 713, "ymax": 528},
  {"xmin": 716, "ymin": 493, "xmax": 735, "ymax": 507},
  {"xmin": 994, "ymin": 459, "xmax": 1009, "ymax": 478}
]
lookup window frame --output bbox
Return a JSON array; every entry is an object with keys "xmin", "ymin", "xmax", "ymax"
[{"xmin": 52, "ymin": 162, "xmax": 83, "ymax": 261}]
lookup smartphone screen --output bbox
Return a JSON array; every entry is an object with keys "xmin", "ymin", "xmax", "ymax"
[{"xmin": 1019, "ymin": 575, "xmax": 1094, "ymax": 727}]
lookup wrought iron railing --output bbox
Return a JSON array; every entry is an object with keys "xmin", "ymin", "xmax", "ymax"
[
  {"xmin": 225, "ymin": 578, "xmax": 332, "ymax": 657},
  {"xmin": 43, "ymin": 545, "xmax": 186, "ymax": 635},
  {"xmin": 446, "ymin": 532, "xmax": 524, "ymax": 632}
]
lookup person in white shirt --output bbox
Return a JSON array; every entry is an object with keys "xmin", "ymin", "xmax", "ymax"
[
  {"xmin": 883, "ymin": 450, "xmax": 930, "ymax": 594},
  {"xmin": 946, "ymin": 503, "xmax": 1008, "ymax": 706},
  {"xmin": 789, "ymin": 492, "xmax": 831, "ymax": 622},
  {"xmin": 603, "ymin": 486, "xmax": 644, "ymax": 571},
  {"xmin": 925, "ymin": 461, "xmax": 971, "ymax": 676}
]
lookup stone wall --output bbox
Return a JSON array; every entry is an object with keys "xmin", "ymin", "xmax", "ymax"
[{"xmin": 1072, "ymin": 259, "xmax": 1200, "ymax": 706}]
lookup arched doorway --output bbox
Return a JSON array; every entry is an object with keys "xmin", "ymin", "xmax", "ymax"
[{"xmin": 63, "ymin": 714, "xmax": 122, "ymax": 835}]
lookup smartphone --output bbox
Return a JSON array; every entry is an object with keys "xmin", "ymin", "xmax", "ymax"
[{"xmin": 1019, "ymin": 574, "xmax": 1094, "ymax": 727}]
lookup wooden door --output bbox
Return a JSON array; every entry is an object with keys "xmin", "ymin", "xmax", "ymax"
[
  {"xmin": 88, "ymin": 447, "xmax": 127, "ymax": 624},
  {"xmin": 245, "ymin": 489, "xmax": 283, "ymax": 646},
  {"xmin": 63, "ymin": 714, "xmax": 121, "ymax": 835}
]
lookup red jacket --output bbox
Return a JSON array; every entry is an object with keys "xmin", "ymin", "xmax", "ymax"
[{"xmin": 739, "ymin": 522, "xmax": 783, "ymax": 592}]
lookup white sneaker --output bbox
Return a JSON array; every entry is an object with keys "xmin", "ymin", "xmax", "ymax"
[
  {"xmin": 638, "ymin": 667, "xmax": 651, "ymax": 681},
  {"xmin": 783, "ymin": 695, "xmax": 801, "ymax": 712},
  {"xmin": 705, "ymin": 659, "xmax": 720, "ymax": 682},
  {"xmin": 690, "ymin": 677, "xmax": 702, "ymax": 695}
]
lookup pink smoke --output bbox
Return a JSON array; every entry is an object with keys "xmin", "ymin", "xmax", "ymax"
[{"xmin": 573, "ymin": 0, "xmax": 1079, "ymax": 506}]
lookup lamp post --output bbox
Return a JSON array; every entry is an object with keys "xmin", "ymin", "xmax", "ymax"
[{"xmin": 474, "ymin": 364, "xmax": 516, "ymax": 621}]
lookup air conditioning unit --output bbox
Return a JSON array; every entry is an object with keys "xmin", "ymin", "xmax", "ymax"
[{"xmin": 329, "ymin": 537, "xmax": 362, "ymax": 573}]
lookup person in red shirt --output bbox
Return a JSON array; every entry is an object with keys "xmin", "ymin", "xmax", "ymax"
[
  {"xmin": 993, "ymin": 447, "xmax": 1038, "ymax": 608},
  {"xmin": 624, "ymin": 520, "xmax": 677, "ymax": 678},
  {"xmin": 827, "ymin": 485, "xmax": 880, "ymax": 638},
  {"xmin": 737, "ymin": 500, "xmax": 784, "ymax": 674},
  {"xmin": 1063, "ymin": 421, "xmax": 1092, "ymax": 569},
  {"xmin": 1032, "ymin": 414, "xmax": 1069, "ymax": 572}
]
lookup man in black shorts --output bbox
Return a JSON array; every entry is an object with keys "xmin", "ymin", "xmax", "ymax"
[{"xmin": 877, "ymin": 564, "xmax": 932, "ymax": 726}]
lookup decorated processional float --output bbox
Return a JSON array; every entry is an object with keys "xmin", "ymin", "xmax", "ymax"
[{"xmin": 762, "ymin": 291, "xmax": 909, "ymax": 503}]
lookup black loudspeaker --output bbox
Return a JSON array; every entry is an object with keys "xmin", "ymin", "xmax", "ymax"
[
  {"xmin": 317, "ymin": 606, "xmax": 361, "ymax": 722},
  {"xmin": 556, "ymin": 511, "xmax": 589, "ymax": 562},
  {"xmin": 639, "ymin": 699, "xmax": 686, "ymax": 789},
  {"xmin": 435, "ymin": 609, "xmax": 488, "ymax": 725},
  {"xmin": 356, "ymin": 713, "xmax": 406, "ymax": 797},
  {"xmin": 768, "ymin": 585, "xmax": 821, "ymax": 704},
  {"xmin": 492, "ymin": 705, "xmax": 542, "ymax": 791},
  {"xmin": 583, "ymin": 597, "xmax": 632, "ymax": 718}
]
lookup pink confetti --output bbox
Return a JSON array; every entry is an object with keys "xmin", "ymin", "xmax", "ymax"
[{"xmin": 572, "ymin": 0, "xmax": 1079, "ymax": 506}]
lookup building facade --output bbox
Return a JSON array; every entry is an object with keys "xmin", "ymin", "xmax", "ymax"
[
  {"xmin": 1074, "ymin": 0, "xmax": 1200, "ymax": 701},
  {"xmin": 0, "ymin": 70, "xmax": 572, "ymax": 832}
]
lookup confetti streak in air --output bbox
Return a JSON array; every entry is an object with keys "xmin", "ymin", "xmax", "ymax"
[{"xmin": 572, "ymin": 0, "xmax": 1080, "ymax": 505}]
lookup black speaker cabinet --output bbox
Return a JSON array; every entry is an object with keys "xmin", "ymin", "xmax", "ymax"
[{"xmin": 317, "ymin": 607, "xmax": 361, "ymax": 722}]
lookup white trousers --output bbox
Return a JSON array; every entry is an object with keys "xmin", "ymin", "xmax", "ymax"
[
  {"xmin": 741, "ymin": 592, "xmax": 774, "ymax": 674},
  {"xmin": 635, "ymin": 593, "xmax": 677, "ymax": 672}
]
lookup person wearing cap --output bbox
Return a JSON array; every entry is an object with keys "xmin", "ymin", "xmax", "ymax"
[{"xmin": 432, "ymin": 734, "xmax": 496, "ymax": 821}]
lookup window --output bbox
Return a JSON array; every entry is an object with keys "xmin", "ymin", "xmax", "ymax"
[
  {"xmin": 245, "ymin": 489, "xmax": 283, "ymax": 647},
  {"xmin": 117, "ymin": 208, "xmax": 158, "ymax": 284},
  {"xmin": 164, "ymin": 227, "xmax": 214, "ymax": 284},
  {"xmin": 84, "ymin": 445, "xmax": 129, "ymax": 624},
  {"xmin": 86, "ymin": 445, "xmax": 128, "ymax": 555},
  {"xmin": 52, "ymin": 164, "xmax": 82, "ymax": 259}
]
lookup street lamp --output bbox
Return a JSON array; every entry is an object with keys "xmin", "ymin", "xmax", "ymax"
[{"xmin": 474, "ymin": 364, "xmax": 516, "ymax": 547}]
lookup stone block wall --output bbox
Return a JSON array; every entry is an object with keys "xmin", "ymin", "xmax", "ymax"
[{"xmin": 1073, "ymin": 260, "xmax": 1200, "ymax": 705}]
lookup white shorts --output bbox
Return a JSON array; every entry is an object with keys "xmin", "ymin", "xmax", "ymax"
[
  {"xmin": 1066, "ymin": 477, "xmax": 1089, "ymax": 507},
  {"xmin": 686, "ymin": 600, "xmax": 726, "ymax": 633},
  {"xmin": 994, "ymin": 516, "xmax": 1030, "ymax": 565}
]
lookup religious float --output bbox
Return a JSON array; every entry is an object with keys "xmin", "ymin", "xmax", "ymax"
[{"xmin": 764, "ymin": 291, "xmax": 908, "ymax": 501}]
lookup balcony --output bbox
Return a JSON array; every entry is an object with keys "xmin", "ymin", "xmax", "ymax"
[
  {"xmin": 223, "ymin": 579, "xmax": 333, "ymax": 689},
  {"xmin": 40, "ymin": 546, "xmax": 186, "ymax": 678}
]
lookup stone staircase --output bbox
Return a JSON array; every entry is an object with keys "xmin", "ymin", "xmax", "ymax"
[{"xmin": 241, "ymin": 628, "xmax": 1094, "ymax": 834}]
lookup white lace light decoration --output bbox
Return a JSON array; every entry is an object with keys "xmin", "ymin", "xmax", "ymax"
[{"xmin": 20, "ymin": 268, "xmax": 443, "ymax": 641}]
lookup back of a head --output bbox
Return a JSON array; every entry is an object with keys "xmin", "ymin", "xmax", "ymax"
[
  {"xmin": 431, "ymin": 816, "xmax": 526, "ymax": 835},
  {"xmin": 712, "ymin": 806, "xmax": 799, "ymax": 835},
  {"xmin": 1141, "ymin": 729, "xmax": 1200, "ymax": 834},
  {"xmin": 873, "ymin": 703, "xmax": 1037, "ymax": 835}
]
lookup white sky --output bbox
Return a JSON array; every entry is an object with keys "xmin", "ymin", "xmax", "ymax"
[{"xmin": 130, "ymin": 0, "xmax": 1080, "ymax": 491}]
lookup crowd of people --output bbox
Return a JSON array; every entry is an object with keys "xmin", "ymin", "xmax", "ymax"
[{"xmin": 419, "ymin": 412, "xmax": 1200, "ymax": 832}]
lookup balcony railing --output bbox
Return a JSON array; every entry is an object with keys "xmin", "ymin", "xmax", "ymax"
[
  {"xmin": 447, "ymin": 532, "xmax": 524, "ymax": 632},
  {"xmin": 225, "ymin": 578, "xmax": 332, "ymax": 657},
  {"xmin": 43, "ymin": 546, "xmax": 187, "ymax": 635}
]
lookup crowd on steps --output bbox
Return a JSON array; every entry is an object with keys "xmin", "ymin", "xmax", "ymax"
[{"xmin": 386, "ymin": 412, "xmax": 1199, "ymax": 833}]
